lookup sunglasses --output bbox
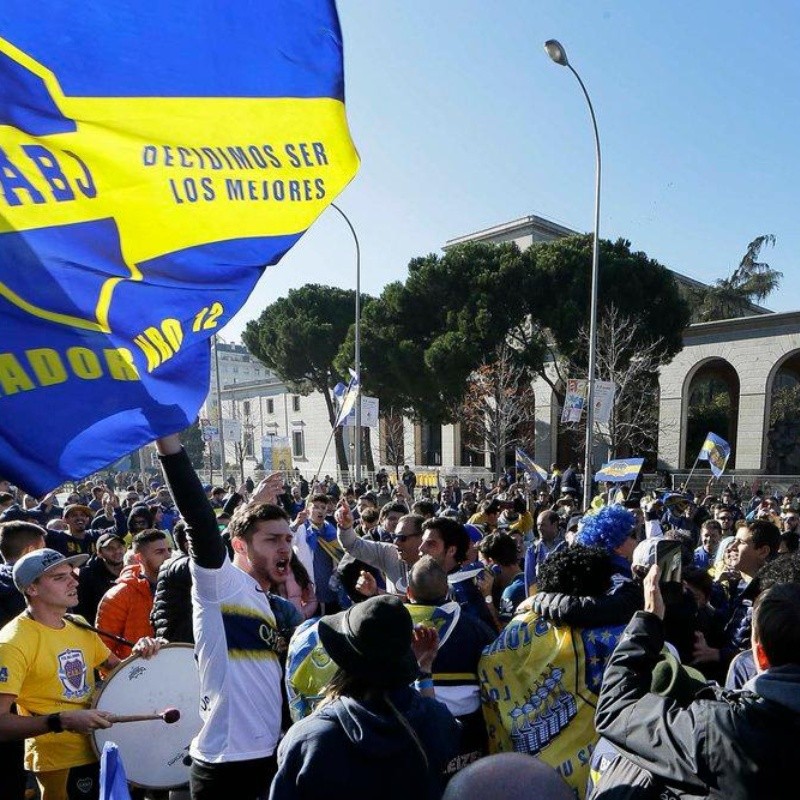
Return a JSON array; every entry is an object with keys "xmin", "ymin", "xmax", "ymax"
[{"xmin": 391, "ymin": 533, "xmax": 420, "ymax": 543}]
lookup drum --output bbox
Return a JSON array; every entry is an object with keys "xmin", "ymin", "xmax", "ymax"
[{"xmin": 91, "ymin": 643, "xmax": 201, "ymax": 789}]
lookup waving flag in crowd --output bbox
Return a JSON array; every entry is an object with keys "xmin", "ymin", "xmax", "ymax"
[
  {"xmin": 515, "ymin": 448, "xmax": 548, "ymax": 486},
  {"xmin": 699, "ymin": 432, "xmax": 731, "ymax": 477},
  {"xmin": 334, "ymin": 369, "xmax": 360, "ymax": 427},
  {"xmin": 594, "ymin": 458, "xmax": 645, "ymax": 484},
  {"xmin": 0, "ymin": 1, "xmax": 359, "ymax": 493}
]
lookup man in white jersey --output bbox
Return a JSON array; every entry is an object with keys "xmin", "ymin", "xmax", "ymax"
[{"xmin": 156, "ymin": 434, "xmax": 301, "ymax": 800}]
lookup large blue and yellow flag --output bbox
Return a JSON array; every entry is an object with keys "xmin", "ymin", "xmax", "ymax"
[
  {"xmin": 480, "ymin": 612, "xmax": 626, "ymax": 799},
  {"xmin": 0, "ymin": 2, "xmax": 359, "ymax": 493},
  {"xmin": 699, "ymin": 432, "xmax": 731, "ymax": 478}
]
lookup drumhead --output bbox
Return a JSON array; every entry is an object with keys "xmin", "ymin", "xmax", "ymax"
[{"xmin": 91, "ymin": 643, "xmax": 201, "ymax": 789}]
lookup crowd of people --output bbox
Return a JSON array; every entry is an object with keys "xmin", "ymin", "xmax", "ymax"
[{"xmin": 0, "ymin": 455, "xmax": 798, "ymax": 800}]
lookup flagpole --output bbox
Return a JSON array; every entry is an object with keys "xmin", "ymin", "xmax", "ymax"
[
  {"xmin": 684, "ymin": 455, "xmax": 701, "ymax": 492},
  {"xmin": 330, "ymin": 203, "xmax": 361, "ymax": 486},
  {"xmin": 313, "ymin": 425, "xmax": 338, "ymax": 486},
  {"xmin": 316, "ymin": 377, "xmax": 354, "ymax": 485}
]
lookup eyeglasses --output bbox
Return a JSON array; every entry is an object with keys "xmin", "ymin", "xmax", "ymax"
[
  {"xmin": 718, "ymin": 517, "xmax": 732, "ymax": 522},
  {"xmin": 391, "ymin": 533, "xmax": 420, "ymax": 543}
]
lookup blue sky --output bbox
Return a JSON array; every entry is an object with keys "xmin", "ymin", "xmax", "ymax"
[{"xmin": 223, "ymin": 0, "xmax": 799, "ymax": 342}]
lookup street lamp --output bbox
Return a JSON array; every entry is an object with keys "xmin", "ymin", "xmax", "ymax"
[
  {"xmin": 330, "ymin": 202, "xmax": 362, "ymax": 485},
  {"xmin": 544, "ymin": 39, "xmax": 601, "ymax": 512}
]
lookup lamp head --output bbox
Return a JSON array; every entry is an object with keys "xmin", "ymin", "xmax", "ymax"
[{"xmin": 544, "ymin": 39, "xmax": 569, "ymax": 67}]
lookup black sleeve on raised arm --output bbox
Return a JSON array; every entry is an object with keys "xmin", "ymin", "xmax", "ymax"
[{"xmin": 159, "ymin": 447, "xmax": 226, "ymax": 569}]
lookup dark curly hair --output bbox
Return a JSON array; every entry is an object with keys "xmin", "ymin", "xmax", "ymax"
[
  {"xmin": 537, "ymin": 545, "xmax": 613, "ymax": 597},
  {"xmin": 757, "ymin": 551, "xmax": 800, "ymax": 592}
]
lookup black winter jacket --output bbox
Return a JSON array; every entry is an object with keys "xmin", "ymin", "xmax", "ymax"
[
  {"xmin": 0, "ymin": 563, "xmax": 25, "ymax": 629},
  {"xmin": 595, "ymin": 611, "xmax": 800, "ymax": 799},
  {"xmin": 75, "ymin": 556, "xmax": 119, "ymax": 623},
  {"xmin": 151, "ymin": 553, "xmax": 194, "ymax": 643}
]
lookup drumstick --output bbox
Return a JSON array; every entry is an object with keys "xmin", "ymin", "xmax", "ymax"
[{"xmin": 109, "ymin": 708, "xmax": 181, "ymax": 724}]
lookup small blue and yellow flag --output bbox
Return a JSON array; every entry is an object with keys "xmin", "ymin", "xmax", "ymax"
[
  {"xmin": 699, "ymin": 432, "xmax": 731, "ymax": 478},
  {"xmin": 335, "ymin": 368, "xmax": 360, "ymax": 427},
  {"xmin": 515, "ymin": 448, "xmax": 548, "ymax": 485},
  {"xmin": 0, "ymin": 2, "xmax": 359, "ymax": 493},
  {"xmin": 594, "ymin": 458, "xmax": 644, "ymax": 484}
]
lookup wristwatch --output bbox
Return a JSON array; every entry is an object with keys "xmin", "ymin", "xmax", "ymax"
[
  {"xmin": 485, "ymin": 594, "xmax": 494, "ymax": 604},
  {"xmin": 46, "ymin": 713, "xmax": 64, "ymax": 733}
]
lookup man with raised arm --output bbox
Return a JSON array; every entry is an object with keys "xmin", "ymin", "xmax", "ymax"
[{"xmin": 155, "ymin": 434, "xmax": 302, "ymax": 800}]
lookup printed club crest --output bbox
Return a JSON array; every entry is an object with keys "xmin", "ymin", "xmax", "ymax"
[{"xmin": 57, "ymin": 648, "xmax": 90, "ymax": 698}]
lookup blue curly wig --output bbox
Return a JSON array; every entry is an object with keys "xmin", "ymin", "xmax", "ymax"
[{"xmin": 576, "ymin": 504, "xmax": 635, "ymax": 552}]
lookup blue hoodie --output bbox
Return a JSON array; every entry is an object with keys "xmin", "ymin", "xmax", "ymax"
[{"xmin": 271, "ymin": 688, "xmax": 460, "ymax": 800}]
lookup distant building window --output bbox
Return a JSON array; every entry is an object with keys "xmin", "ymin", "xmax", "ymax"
[
  {"xmin": 292, "ymin": 396, "xmax": 301, "ymax": 412},
  {"xmin": 267, "ymin": 398, "xmax": 274, "ymax": 414},
  {"xmin": 292, "ymin": 430, "xmax": 304, "ymax": 458}
]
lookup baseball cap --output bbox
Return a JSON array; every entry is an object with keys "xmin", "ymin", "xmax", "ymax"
[
  {"xmin": 632, "ymin": 538, "xmax": 659, "ymax": 568},
  {"xmin": 13, "ymin": 548, "xmax": 89, "ymax": 591},
  {"xmin": 96, "ymin": 532, "xmax": 125, "ymax": 550}
]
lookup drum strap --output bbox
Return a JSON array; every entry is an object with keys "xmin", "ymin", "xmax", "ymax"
[{"xmin": 63, "ymin": 614, "xmax": 137, "ymax": 648}]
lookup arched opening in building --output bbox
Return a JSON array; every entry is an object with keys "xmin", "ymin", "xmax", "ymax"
[
  {"xmin": 766, "ymin": 350, "xmax": 800, "ymax": 475},
  {"xmin": 684, "ymin": 359, "xmax": 740, "ymax": 469}
]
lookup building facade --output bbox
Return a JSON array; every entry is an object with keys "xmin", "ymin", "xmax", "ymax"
[{"xmin": 205, "ymin": 215, "xmax": 798, "ymax": 483}]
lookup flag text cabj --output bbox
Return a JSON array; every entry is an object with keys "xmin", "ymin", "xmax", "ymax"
[{"xmin": 1, "ymin": 139, "xmax": 334, "ymax": 209}]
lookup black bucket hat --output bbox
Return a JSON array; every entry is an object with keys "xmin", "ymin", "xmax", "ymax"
[{"xmin": 317, "ymin": 595, "xmax": 417, "ymax": 687}]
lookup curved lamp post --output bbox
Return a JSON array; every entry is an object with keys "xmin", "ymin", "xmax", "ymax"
[
  {"xmin": 544, "ymin": 39, "xmax": 601, "ymax": 512},
  {"xmin": 330, "ymin": 203, "xmax": 362, "ymax": 485}
]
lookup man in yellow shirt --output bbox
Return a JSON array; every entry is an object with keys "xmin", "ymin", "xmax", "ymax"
[{"xmin": 0, "ymin": 548, "xmax": 161, "ymax": 800}]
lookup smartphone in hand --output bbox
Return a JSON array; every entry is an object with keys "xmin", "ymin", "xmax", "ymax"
[{"xmin": 655, "ymin": 539, "xmax": 683, "ymax": 584}]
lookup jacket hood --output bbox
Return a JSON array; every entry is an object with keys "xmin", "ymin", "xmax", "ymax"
[
  {"xmin": 745, "ymin": 664, "xmax": 800, "ymax": 714},
  {"xmin": 128, "ymin": 505, "xmax": 153, "ymax": 526},
  {"xmin": 115, "ymin": 563, "xmax": 146, "ymax": 586},
  {"xmin": 0, "ymin": 563, "xmax": 16, "ymax": 598},
  {"xmin": 322, "ymin": 691, "xmax": 428, "ymax": 757}
]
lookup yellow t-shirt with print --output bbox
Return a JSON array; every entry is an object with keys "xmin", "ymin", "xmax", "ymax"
[{"xmin": 0, "ymin": 614, "xmax": 110, "ymax": 772}]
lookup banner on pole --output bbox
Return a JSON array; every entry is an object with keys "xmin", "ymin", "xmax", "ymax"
[
  {"xmin": 561, "ymin": 379, "xmax": 587, "ymax": 424},
  {"xmin": 340, "ymin": 395, "xmax": 379, "ymax": 427},
  {"xmin": 593, "ymin": 380, "xmax": 616, "ymax": 425}
]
